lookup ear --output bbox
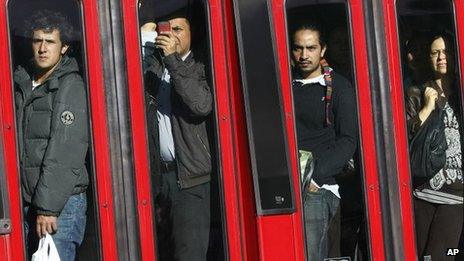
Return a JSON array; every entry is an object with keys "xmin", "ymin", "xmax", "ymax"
[
  {"xmin": 61, "ymin": 44, "xmax": 69, "ymax": 55},
  {"xmin": 321, "ymin": 45, "xmax": 327, "ymax": 58}
]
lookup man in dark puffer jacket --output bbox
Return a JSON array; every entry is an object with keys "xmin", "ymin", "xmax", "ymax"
[{"xmin": 15, "ymin": 10, "xmax": 89, "ymax": 260}]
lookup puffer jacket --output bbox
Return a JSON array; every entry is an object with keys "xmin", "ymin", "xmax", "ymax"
[
  {"xmin": 143, "ymin": 47, "xmax": 213, "ymax": 189},
  {"xmin": 14, "ymin": 56, "xmax": 89, "ymax": 216}
]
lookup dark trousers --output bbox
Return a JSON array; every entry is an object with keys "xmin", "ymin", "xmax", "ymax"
[
  {"xmin": 155, "ymin": 171, "xmax": 210, "ymax": 261},
  {"xmin": 414, "ymin": 198, "xmax": 463, "ymax": 261}
]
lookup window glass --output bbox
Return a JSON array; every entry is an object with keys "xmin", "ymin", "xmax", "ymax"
[
  {"xmin": 8, "ymin": 0, "xmax": 100, "ymax": 259},
  {"xmin": 233, "ymin": 0, "xmax": 295, "ymax": 214},
  {"xmin": 138, "ymin": 0, "xmax": 225, "ymax": 259},
  {"xmin": 0, "ymin": 134, "xmax": 11, "ymax": 235},
  {"xmin": 286, "ymin": 1, "xmax": 370, "ymax": 260},
  {"xmin": 397, "ymin": 1, "xmax": 463, "ymax": 260}
]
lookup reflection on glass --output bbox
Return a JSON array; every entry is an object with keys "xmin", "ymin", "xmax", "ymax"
[
  {"xmin": 398, "ymin": 1, "xmax": 463, "ymax": 260},
  {"xmin": 138, "ymin": 0, "xmax": 224, "ymax": 260},
  {"xmin": 286, "ymin": 1, "xmax": 368, "ymax": 260},
  {"xmin": 8, "ymin": 0, "xmax": 99, "ymax": 259},
  {"xmin": 0, "ymin": 134, "xmax": 8, "ymax": 235}
]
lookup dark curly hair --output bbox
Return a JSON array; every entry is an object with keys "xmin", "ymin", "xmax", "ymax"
[{"xmin": 24, "ymin": 9, "xmax": 74, "ymax": 45}]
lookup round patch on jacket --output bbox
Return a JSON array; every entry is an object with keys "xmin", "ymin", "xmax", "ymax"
[{"xmin": 61, "ymin": 111, "xmax": 75, "ymax": 125}]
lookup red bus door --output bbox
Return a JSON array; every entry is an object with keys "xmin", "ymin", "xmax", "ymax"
[{"xmin": 0, "ymin": 0, "xmax": 117, "ymax": 260}]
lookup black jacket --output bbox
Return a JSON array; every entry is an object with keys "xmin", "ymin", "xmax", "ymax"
[
  {"xmin": 145, "ymin": 92, "xmax": 161, "ymax": 195},
  {"xmin": 143, "ymin": 48, "xmax": 213, "ymax": 189},
  {"xmin": 406, "ymin": 80, "xmax": 463, "ymax": 194},
  {"xmin": 406, "ymin": 80, "xmax": 447, "ymax": 139},
  {"xmin": 14, "ymin": 56, "xmax": 89, "ymax": 216},
  {"xmin": 293, "ymin": 72, "xmax": 358, "ymax": 185},
  {"xmin": 408, "ymin": 107, "xmax": 447, "ymax": 178}
]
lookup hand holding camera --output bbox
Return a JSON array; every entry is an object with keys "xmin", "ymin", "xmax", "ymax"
[{"xmin": 155, "ymin": 21, "xmax": 177, "ymax": 56}]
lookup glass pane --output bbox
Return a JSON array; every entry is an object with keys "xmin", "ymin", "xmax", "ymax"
[
  {"xmin": 8, "ymin": 1, "xmax": 100, "ymax": 259},
  {"xmin": 286, "ymin": 1, "xmax": 370, "ymax": 260},
  {"xmin": 0, "ymin": 133, "xmax": 11, "ymax": 235},
  {"xmin": 397, "ymin": 1, "xmax": 463, "ymax": 260},
  {"xmin": 138, "ymin": 0, "xmax": 225, "ymax": 259},
  {"xmin": 232, "ymin": 0, "xmax": 295, "ymax": 214}
]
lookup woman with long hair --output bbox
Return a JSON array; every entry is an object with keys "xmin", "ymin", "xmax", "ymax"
[{"xmin": 405, "ymin": 32, "xmax": 463, "ymax": 260}]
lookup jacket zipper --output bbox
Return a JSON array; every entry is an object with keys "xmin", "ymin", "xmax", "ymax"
[{"xmin": 197, "ymin": 133, "xmax": 211, "ymax": 159}]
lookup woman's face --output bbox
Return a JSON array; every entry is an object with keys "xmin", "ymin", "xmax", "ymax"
[{"xmin": 429, "ymin": 37, "xmax": 448, "ymax": 76}]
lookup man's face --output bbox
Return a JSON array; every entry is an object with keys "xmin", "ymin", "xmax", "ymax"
[
  {"xmin": 168, "ymin": 17, "xmax": 191, "ymax": 57},
  {"xmin": 429, "ymin": 37, "xmax": 449, "ymax": 76},
  {"xmin": 32, "ymin": 29, "xmax": 68, "ymax": 73},
  {"xmin": 292, "ymin": 29, "xmax": 326, "ymax": 79}
]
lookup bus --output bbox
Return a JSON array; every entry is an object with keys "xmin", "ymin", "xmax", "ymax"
[{"xmin": 0, "ymin": 0, "xmax": 463, "ymax": 260}]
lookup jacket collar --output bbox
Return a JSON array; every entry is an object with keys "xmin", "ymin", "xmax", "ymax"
[
  {"xmin": 181, "ymin": 51, "xmax": 192, "ymax": 61},
  {"xmin": 181, "ymin": 51, "xmax": 195, "ymax": 65},
  {"xmin": 42, "ymin": 56, "xmax": 79, "ymax": 90},
  {"xmin": 14, "ymin": 56, "xmax": 79, "ymax": 93}
]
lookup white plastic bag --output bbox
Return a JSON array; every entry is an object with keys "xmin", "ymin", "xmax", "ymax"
[{"xmin": 31, "ymin": 233, "xmax": 61, "ymax": 261}]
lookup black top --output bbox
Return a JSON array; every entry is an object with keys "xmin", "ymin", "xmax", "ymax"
[{"xmin": 293, "ymin": 72, "xmax": 358, "ymax": 185}]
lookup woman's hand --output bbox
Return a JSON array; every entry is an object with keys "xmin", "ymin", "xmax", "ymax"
[
  {"xmin": 424, "ymin": 87, "xmax": 438, "ymax": 111},
  {"xmin": 418, "ymin": 87, "xmax": 438, "ymax": 124}
]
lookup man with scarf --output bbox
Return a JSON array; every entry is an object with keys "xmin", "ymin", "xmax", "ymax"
[{"xmin": 290, "ymin": 21, "xmax": 358, "ymax": 260}]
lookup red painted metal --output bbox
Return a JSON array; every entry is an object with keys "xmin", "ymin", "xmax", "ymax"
[
  {"xmin": 0, "ymin": 1, "xmax": 119, "ymax": 260},
  {"xmin": 208, "ymin": 0, "xmax": 253, "ymax": 260},
  {"xmin": 349, "ymin": 0, "xmax": 387, "ymax": 260},
  {"xmin": 0, "ymin": 0, "xmax": 25, "ymax": 259},
  {"xmin": 81, "ymin": 1, "xmax": 119, "ymax": 260},
  {"xmin": 269, "ymin": 0, "xmax": 388, "ymax": 259},
  {"xmin": 455, "ymin": 1, "xmax": 464, "ymax": 112},
  {"xmin": 120, "ymin": 1, "xmax": 157, "ymax": 260},
  {"xmin": 381, "ymin": 0, "xmax": 417, "ymax": 260},
  {"xmin": 223, "ymin": 0, "xmax": 260, "ymax": 260},
  {"xmin": 121, "ymin": 0, "xmax": 259, "ymax": 260},
  {"xmin": 261, "ymin": 1, "xmax": 306, "ymax": 260}
]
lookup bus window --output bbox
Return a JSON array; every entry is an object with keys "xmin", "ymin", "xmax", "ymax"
[
  {"xmin": 0, "ymin": 135, "xmax": 11, "ymax": 235},
  {"xmin": 138, "ymin": 0, "xmax": 225, "ymax": 259},
  {"xmin": 397, "ymin": 1, "xmax": 463, "ymax": 260},
  {"xmin": 285, "ymin": 1, "xmax": 369, "ymax": 260},
  {"xmin": 8, "ymin": 1, "xmax": 100, "ymax": 259}
]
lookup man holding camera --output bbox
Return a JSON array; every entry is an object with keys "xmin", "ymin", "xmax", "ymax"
[{"xmin": 141, "ymin": 7, "xmax": 213, "ymax": 261}]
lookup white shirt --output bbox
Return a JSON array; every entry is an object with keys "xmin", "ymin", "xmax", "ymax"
[
  {"xmin": 156, "ymin": 51, "xmax": 192, "ymax": 161},
  {"xmin": 294, "ymin": 74, "xmax": 326, "ymax": 86},
  {"xmin": 32, "ymin": 80, "xmax": 41, "ymax": 91},
  {"xmin": 142, "ymin": 31, "xmax": 193, "ymax": 161}
]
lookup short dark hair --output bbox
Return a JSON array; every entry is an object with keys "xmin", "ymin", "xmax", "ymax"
[
  {"xmin": 290, "ymin": 20, "xmax": 327, "ymax": 48},
  {"xmin": 24, "ymin": 10, "xmax": 74, "ymax": 45}
]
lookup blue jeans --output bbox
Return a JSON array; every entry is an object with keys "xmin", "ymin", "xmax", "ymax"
[
  {"xmin": 24, "ymin": 193, "xmax": 87, "ymax": 261},
  {"xmin": 303, "ymin": 188, "xmax": 340, "ymax": 261}
]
